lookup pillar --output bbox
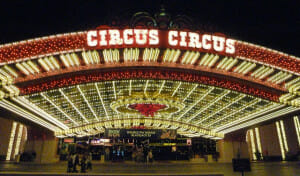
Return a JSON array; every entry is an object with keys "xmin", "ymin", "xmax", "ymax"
[
  {"xmin": 217, "ymin": 130, "xmax": 249, "ymax": 163},
  {"xmin": 24, "ymin": 126, "xmax": 59, "ymax": 163}
]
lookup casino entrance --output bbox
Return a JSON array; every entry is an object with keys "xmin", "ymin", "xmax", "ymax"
[
  {"xmin": 58, "ymin": 128, "xmax": 217, "ymax": 162},
  {"xmin": 0, "ymin": 5, "xmax": 298, "ymax": 170}
]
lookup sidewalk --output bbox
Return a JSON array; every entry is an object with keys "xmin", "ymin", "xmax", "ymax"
[{"xmin": 0, "ymin": 160, "xmax": 299, "ymax": 176}]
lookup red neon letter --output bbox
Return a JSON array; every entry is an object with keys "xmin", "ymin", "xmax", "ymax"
[
  {"xmin": 168, "ymin": 31, "xmax": 178, "ymax": 46},
  {"xmin": 225, "ymin": 39, "xmax": 235, "ymax": 54},
  {"xmin": 202, "ymin": 34, "xmax": 212, "ymax": 50},
  {"xmin": 109, "ymin": 30, "xmax": 123, "ymax": 45},
  {"xmin": 99, "ymin": 30, "xmax": 108, "ymax": 46},
  {"xmin": 123, "ymin": 29, "xmax": 134, "ymax": 45},
  {"xmin": 212, "ymin": 36, "xmax": 225, "ymax": 52},
  {"xmin": 188, "ymin": 32, "xmax": 201, "ymax": 48},
  {"xmin": 134, "ymin": 29, "xmax": 148, "ymax": 45},
  {"xmin": 87, "ymin": 30, "xmax": 97, "ymax": 47},
  {"xmin": 149, "ymin": 29, "xmax": 159, "ymax": 45},
  {"xmin": 179, "ymin": 31, "xmax": 188, "ymax": 47}
]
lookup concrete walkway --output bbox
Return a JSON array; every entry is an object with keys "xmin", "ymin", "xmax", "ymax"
[{"xmin": 0, "ymin": 161, "xmax": 299, "ymax": 176}]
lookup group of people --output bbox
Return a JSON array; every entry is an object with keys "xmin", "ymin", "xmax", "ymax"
[
  {"xmin": 132, "ymin": 146, "xmax": 153, "ymax": 163},
  {"xmin": 67, "ymin": 152, "xmax": 92, "ymax": 173}
]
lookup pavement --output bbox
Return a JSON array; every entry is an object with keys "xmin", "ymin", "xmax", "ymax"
[{"xmin": 0, "ymin": 161, "xmax": 300, "ymax": 176}]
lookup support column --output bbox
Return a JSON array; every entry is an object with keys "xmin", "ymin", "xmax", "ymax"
[
  {"xmin": 24, "ymin": 126, "xmax": 59, "ymax": 163},
  {"xmin": 0, "ymin": 117, "xmax": 13, "ymax": 161},
  {"xmin": 0, "ymin": 117, "xmax": 27, "ymax": 161},
  {"xmin": 217, "ymin": 130, "xmax": 249, "ymax": 163}
]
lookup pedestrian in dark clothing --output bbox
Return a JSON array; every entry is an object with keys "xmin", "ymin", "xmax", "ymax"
[
  {"xmin": 72, "ymin": 153, "xmax": 79, "ymax": 173},
  {"xmin": 67, "ymin": 154, "xmax": 73, "ymax": 173},
  {"xmin": 143, "ymin": 147, "xmax": 148, "ymax": 162},
  {"xmin": 87, "ymin": 152, "xmax": 92, "ymax": 170},
  {"xmin": 80, "ymin": 155, "xmax": 87, "ymax": 173}
]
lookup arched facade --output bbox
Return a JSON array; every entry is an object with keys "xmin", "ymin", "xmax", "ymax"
[{"xmin": 0, "ymin": 26, "xmax": 298, "ymax": 141}]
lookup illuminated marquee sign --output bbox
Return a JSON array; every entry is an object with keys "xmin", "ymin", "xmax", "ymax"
[
  {"xmin": 105, "ymin": 128, "xmax": 177, "ymax": 139},
  {"xmin": 87, "ymin": 29, "xmax": 235, "ymax": 54}
]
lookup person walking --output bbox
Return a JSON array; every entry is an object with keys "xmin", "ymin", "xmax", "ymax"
[
  {"xmin": 105, "ymin": 147, "xmax": 110, "ymax": 161},
  {"xmin": 72, "ymin": 153, "xmax": 79, "ymax": 173},
  {"xmin": 87, "ymin": 152, "xmax": 92, "ymax": 170},
  {"xmin": 147, "ymin": 150, "xmax": 153, "ymax": 163},
  {"xmin": 67, "ymin": 153, "xmax": 73, "ymax": 173},
  {"xmin": 80, "ymin": 154, "xmax": 87, "ymax": 173}
]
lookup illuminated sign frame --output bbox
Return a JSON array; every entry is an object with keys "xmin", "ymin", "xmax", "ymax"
[{"xmin": 87, "ymin": 29, "xmax": 235, "ymax": 54}]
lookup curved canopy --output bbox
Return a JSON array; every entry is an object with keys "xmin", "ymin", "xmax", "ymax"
[{"xmin": 0, "ymin": 28, "xmax": 299, "ymax": 139}]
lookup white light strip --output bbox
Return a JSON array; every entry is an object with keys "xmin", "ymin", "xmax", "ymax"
[
  {"xmin": 168, "ymin": 49, "xmax": 176, "ymax": 62},
  {"xmin": 207, "ymin": 54, "xmax": 218, "ymax": 67},
  {"xmin": 199, "ymin": 53, "xmax": 209, "ymax": 66},
  {"xmin": 3, "ymin": 65, "xmax": 18, "ymax": 78},
  {"xmin": 144, "ymin": 80, "xmax": 149, "ymax": 95},
  {"xmin": 172, "ymin": 50, "xmax": 181, "ymax": 63},
  {"xmin": 182, "ymin": 84, "xmax": 197, "ymax": 102},
  {"xmin": 179, "ymin": 87, "xmax": 214, "ymax": 122},
  {"xmin": 92, "ymin": 50, "xmax": 100, "ymax": 64},
  {"xmin": 276, "ymin": 74, "xmax": 292, "ymax": 84},
  {"xmin": 233, "ymin": 61, "xmax": 247, "ymax": 73},
  {"xmin": 255, "ymin": 127, "xmax": 262, "ymax": 158},
  {"xmin": 77, "ymin": 85, "xmax": 99, "ymax": 121},
  {"xmin": 285, "ymin": 77, "xmax": 300, "ymax": 89},
  {"xmin": 220, "ymin": 106, "xmax": 298, "ymax": 134},
  {"xmin": 40, "ymin": 93, "xmax": 78, "ymax": 126},
  {"xmin": 60, "ymin": 55, "xmax": 70, "ymax": 67},
  {"xmin": 211, "ymin": 99, "xmax": 263, "ymax": 129},
  {"xmin": 65, "ymin": 54, "xmax": 74, "ymax": 67},
  {"xmin": 21, "ymin": 62, "xmax": 35, "ymax": 74},
  {"xmin": 158, "ymin": 80, "xmax": 165, "ymax": 95},
  {"xmin": 44, "ymin": 57, "xmax": 55, "ymax": 70},
  {"xmin": 268, "ymin": 71, "xmax": 283, "ymax": 82},
  {"xmin": 14, "ymin": 124, "xmax": 23, "ymax": 159},
  {"xmin": 249, "ymin": 129, "xmax": 257, "ymax": 160},
  {"xmin": 199, "ymin": 94, "xmax": 246, "ymax": 124},
  {"xmin": 294, "ymin": 116, "xmax": 300, "ymax": 147},
  {"xmin": 276, "ymin": 121, "xmax": 286, "ymax": 160},
  {"xmin": 82, "ymin": 51, "xmax": 90, "ymax": 65},
  {"xmin": 172, "ymin": 82, "xmax": 181, "ymax": 97},
  {"xmin": 225, "ymin": 58, "xmax": 238, "ymax": 71},
  {"xmin": 0, "ymin": 100, "xmax": 59, "ymax": 131},
  {"xmin": 15, "ymin": 63, "xmax": 30, "ymax": 75},
  {"xmin": 238, "ymin": 62, "xmax": 251, "ymax": 74},
  {"xmin": 113, "ymin": 49, "xmax": 120, "ymax": 62},
  {"xmin": 254, "ymin": 66, "xmax": 267, "ymax": 78},
  {"xmin": 6, "ymin": 122, "xmax": 17, "ymax": 161},
  {"xmin": 129, "ymin": 80, "xmax": 132, "ymax": 96},
  {"xmin": 203, "ymin": 54, "xmax": 214, "ymax": 66},
  {"xmin": 221, "ymin": 57, "xmax": 232, "ymax": 69},
  {"xmin": 37, "ymin": 58, "xmax": 50, "ymax": 71},
  {"xmin": 163, "ymin": 49, "xmax": 170, "ymax": 62},
  {"xmin": 280, "ymin": 120, "xmax": 289, "ymax": 152},
  {"xmin": 0, "ymin": 69, "xmax": 13, "ymax": 82},
  {"xmin": 71, "ymin": 53, "xmax": 80, "ymax": 66},
  {"xmin": 13, "ymin": 97, "xmax": 69, "ymax": 130},
  {"xmin": 259, "ymin": 68, "xmax": 274, "ymax": 80},
  {"xmin": 242, "ymin": 63, "xmax": 256, "ymax": 75},
  {"xmin": 181, "ymin": 51, "xmax": 189, "ymax": 64},
  {"xmin": 49, "ymin": 56, "xmax": 60, "ymax": 69},
  {"xmin": 95, "ymin": 83, "xmax": 109, "ymax": 119},
  {"xmin": 27, "ymin": 61, "xmax": 40, "ymax": 73},
  {"xmin": 195, "ymin": 90, "xmax": 231, "ymax": 124},
  {"xmin": 59, "ymin": 89, "xmax": 89, "ymax": 123},
  {"xmin": 112, "ymin": 81, "xmax": 117, "ymax": 100},
  {"xmin": 123, "ymin": 48, "xmax": 128, "ymax": 62}
]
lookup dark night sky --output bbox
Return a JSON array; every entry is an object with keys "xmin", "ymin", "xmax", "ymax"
[{"xmin": 0, "ymin": 0, "xmax": 299, "ymax": 56}]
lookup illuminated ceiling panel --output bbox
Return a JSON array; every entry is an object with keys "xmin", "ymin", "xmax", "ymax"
[{"xmin": 21, "ymin": 79, "xmax": 279, "ymax": 137}]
